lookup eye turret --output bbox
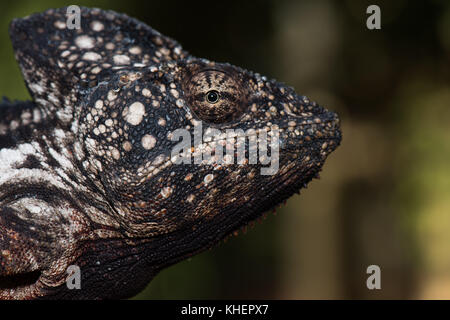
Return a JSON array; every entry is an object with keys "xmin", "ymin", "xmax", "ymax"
[{"xmin": 183, "ymin": 69, "xmax": 248, "ymax": 124}]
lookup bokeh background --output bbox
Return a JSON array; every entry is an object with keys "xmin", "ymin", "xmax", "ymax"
[{"xmin": 0, "ymin": 0, "xmax": 449, "ymax": 299}]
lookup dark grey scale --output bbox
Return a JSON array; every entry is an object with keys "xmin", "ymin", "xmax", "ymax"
[
  {"xmin": 13, "ymin": 155, "xmax": 42, "ymax": 170},
  {"xmin": 0, "ymin": 100, "xmax": 46, "ymax": 149},
  {"xmin": 0, "ymin": 6, "xmax": 340, "ymax": 299}
]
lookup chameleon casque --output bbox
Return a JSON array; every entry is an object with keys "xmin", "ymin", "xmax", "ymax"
[{"xmin": 0, "ymin": 7, "xmax": 341, "ymax": 299}]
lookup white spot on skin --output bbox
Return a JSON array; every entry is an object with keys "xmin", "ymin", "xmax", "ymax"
[
  {"xmin": 10, "ymin": 120, "xmax": 19, "ymax": 130},
  {"xmin": 91, "ymin": 159, "xmax": 105, "ymax": 172},
  {"xmin": 83, "ymin": 52, "xmax": 102, "ymax": 61},
  {"xmin": 56, "ymin": 108, "xmax": 73, "ymax": 123},
  {"xmin": 123, "ymin": 141, "xmax": 132, "ymax": 152},
  {"xmin": 124, "ymin": 102, "xmax": 145, "ymax": 125},
  {"xmin": 28, "ymin": 204, "xmax": 42, "ymax": 214},
  {"xmin": 129, "ymin": 46, "xmax": 142, "ymax": 55},
  {"xmin": 91, "ymin": 66, "xmax": 102, "ymax": 74},
  {"xmin": 107, "ymin": 90, "xmax": 117, "ymax": 101},
  {"xmin": 142, "ymin": 88, "xmax": 151, "ymax": 97},
  {"xmin": 204, "ymin": 174, "xmax": 214, "ymax": 184},
  {"xmin": 141, "ymin": 134, "xmax": 156, "ymax": 150},
  {"xmin": 29, "ymin": 83, "xmax": 45, "ymax": 95},
  {"xmin": 105, "ymin": 43, "xmax": 115, "ymax": 50},
  {"xmin": 113, "ymin": 55, "xmax": 131, "ymax": 65},
  {"xmin": 54, "ymin": 21, "xmax": 66, "ymax": 29},
  {"xmin": 53, "ymin": 128, "xmax": 67, "ymax": 140},
  {"xmin": 33, "ymin": 108, "xmax": 42, "ymax": 123},
  {"xmin": 90, "ymin": 21, "xmax": 104, "ymax": 32},
  {"xmin": 95, "ymin": 100, "xmax": 104, "ymax": 109},
  {"xmin": 48, "ymin": 93, "xmax": 59, "ymax": 106},
  {"xmin": 98, "ymin": 124, "xmax": 106, "ymax": 134},
  {"xmin": 176, "ymin": 99, "xmax": 184, "ymax": 108},
  {"xmin": 161, "ymin": 187, "xmax": 173, "ymax": 198},
  {"xmin": 158, "ymin": 118, "xmax": 166, "ymax": 126},
  {"xmin": 69, "ymin": 53, "xmax": 80, "ymax": 62},
  {"xmin": 75, "ymin": 35, "xmax": 95, "ymax": 49},
  {"xmin": 111, "ymin": 148, "xmax": 120, "ymax": 160}
]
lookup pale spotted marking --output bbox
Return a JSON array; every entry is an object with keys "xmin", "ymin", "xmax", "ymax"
[
  {"xmin": 204, "ymin": 174, "xmax": 214, "ymax": 184},
  {"xmin": 75, "ymin": 35, "xmax": 95, "ymax": 49},
  {"xmin": 123, "ymin": 101, "xmax": 145, "ymax": 125},
  {"xmin": 129, "ymin": 46, "xmax": 142, "ymax": 55},
  {"xmin": 160, "ymin": 187, "xmax": 173, "ymax": 198},
  {"xmin": 113, "ymin": 55, "xmax": 131, "ymax": 65},
  {"xmin": 83, "ymin": 52, "xmax": 102, "ymax": 61},
  {"xmin": 90, "ymin": 21, "xmax": 104, "ymax": 32},
  {"xmin": 142, "ymin": 88, "xmax": 151, "ymax": 97},
  {"xmin": 141, "ymin": 134, "xmax": 156, "ymax": 150}
]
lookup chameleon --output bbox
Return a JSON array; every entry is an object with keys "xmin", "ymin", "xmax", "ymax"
[{"xmin": 0, "ymin": 7, "xmax": 341, "ymax": 299}]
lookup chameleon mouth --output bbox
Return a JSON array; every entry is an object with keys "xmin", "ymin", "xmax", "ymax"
[{"xmin": 280, "ymin": 110, "xmax": 342, "ymax": 154}]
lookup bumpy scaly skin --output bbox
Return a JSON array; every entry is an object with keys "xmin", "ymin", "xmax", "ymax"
[{"xmin": 0, "ymin": 7, "xmax": 341, "ymax": 299}]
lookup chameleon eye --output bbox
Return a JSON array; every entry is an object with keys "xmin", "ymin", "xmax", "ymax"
[
  {"xmin": 183, "ymin": 68, "xmax": 248, "ymax": 124},
  {"xmin": 205, "ymin": 90, "xmax": 220, "ymax": 104}
]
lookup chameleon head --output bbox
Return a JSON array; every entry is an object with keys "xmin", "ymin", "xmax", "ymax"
[
  {"xmin": 79, "ymin": 58, "xmax": 341, "ymax": 242},
  {"xmin": 0, "ymin": 6, "xmax": 341, "ymax": 299}
]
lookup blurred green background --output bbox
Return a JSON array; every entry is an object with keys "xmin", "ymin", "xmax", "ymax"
[{"xmin": 1, "ymin": 0, "xmax": 449, "ymax": 299}]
